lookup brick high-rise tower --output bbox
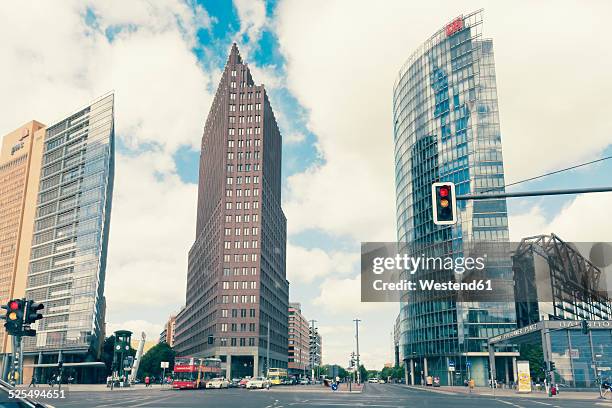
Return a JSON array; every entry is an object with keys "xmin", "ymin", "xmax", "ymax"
[{"xmin": 174, "ymin": 44, "xmax": 288, "ymax": 379}]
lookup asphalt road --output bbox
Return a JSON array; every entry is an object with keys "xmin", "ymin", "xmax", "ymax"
[{"xmin": 48, "ymin": 383, "xmax": 607, "ymax": 408}]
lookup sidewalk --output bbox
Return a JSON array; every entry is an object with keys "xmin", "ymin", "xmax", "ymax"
[
  {"xmin": 15, "ymin": 383, "xmax": 165, "ymax": 392},
  {"xmin": 405, "ymin": 385, "xmax": 612, "ymax": 401}
]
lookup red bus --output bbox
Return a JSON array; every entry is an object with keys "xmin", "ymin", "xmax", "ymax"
[{"xmin": 172, "ymin": 357, "xmax": 222, "ymax": 389}]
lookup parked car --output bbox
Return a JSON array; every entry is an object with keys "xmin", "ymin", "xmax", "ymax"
[
  {"xmin": 239, "ymin": 377, "xmax": 251, "ymax": 388},
  {"xmin": 299, "ymin": 378, "xmax": 310, "ymax": 385},
  {"xmin": 368, "ymin": 378, "xmax": 379, "ymax": 383},
  {"xmin": 378, "ymin": 379, "xmax": 386, "ymax": 384},
  {"xmin": 207, "ymin": 377, "xmax": 230, "ymax": 389},
  {"xmin": 246, "ymin": 377, "xmax": 271, "ymax": 389},
  {"xmin": 229, "ymin": 378, "xmax": 241, "ymax": 388}
]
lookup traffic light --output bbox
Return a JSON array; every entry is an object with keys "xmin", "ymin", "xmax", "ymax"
[
  {"xmin": 549, "ymin": 361, "xmax": 556, "ymax": 371},
  {"xmin": 581, "ymin": 320, "xmax": 589, "ymax": 334},
  {"xmin": 25, "ymin": 301, "xmax": 44, "ymax": 325},
  {"xmin": 432, "ymin": 182, "xmax": 457, "ymax": 225},
  {"xmin": 2, "ymin": 299, "xmax": 25, "ymax": 336}
]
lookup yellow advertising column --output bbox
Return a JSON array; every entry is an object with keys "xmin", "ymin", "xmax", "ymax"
[{"xmin": 516, "ymin": 360, "xmax": 532, "ymax": 393}]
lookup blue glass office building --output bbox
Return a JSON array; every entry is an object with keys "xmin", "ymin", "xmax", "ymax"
[
  {"xmin": 23, "ymin": 94, "xmax": 115, "ymax": 383},
  {"xmin": 393, "ymin": 11, "xmax": 516, "ymax": 385}
]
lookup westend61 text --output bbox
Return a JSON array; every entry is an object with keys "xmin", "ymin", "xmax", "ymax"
[{"xmin": 372, "ymin": 279, "xmax": 493, "ymax": 292}]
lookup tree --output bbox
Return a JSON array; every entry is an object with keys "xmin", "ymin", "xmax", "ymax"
[
  {"xmin": 358, "ymin": 364, "xmax": 368, "ymax": 382},
  {"xmin": 520, "ymin": 343, "xmax": 544, "ymax": 382},
  {"xmin": 137, "ymin": 342, "xmax": 175, "ymax": 380}
]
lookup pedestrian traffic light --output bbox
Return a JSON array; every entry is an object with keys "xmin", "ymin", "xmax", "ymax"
[
  {"xmin": 2, "ymin": 299, "xmax": 25, "ymax": 336},
  {"xmin": 581, "ymin": 319, "xmax": 589, "ymax": 334},
  {"xmin": 25, "ymin": 301, "xmax": 44, "ymax": 324},
  {"xmin": 432, "ymin": 182, "xmax": 457, "ymax": 225}
]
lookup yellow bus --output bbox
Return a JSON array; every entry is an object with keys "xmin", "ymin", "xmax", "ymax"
[{"xmin": 268, "ymin": 368, "xmax": 288, "ymax": 385}]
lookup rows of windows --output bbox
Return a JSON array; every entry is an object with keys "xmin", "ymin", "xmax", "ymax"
[
  {"xmin": 226, "ymin": 152, "xmax": 261, "ymax": 161},
  {"xmin": 220, "ymin": 295, "xmax": 258, "ymax": 304},
  {"xmin": 224, "ymin": 214, "xmax": 259, "ymax": 223},
  {"xmin": 221, "ymin": 281, "xmax": 257, "ymax": 290}
]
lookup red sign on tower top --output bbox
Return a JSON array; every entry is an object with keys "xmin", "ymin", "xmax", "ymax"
[{"xmin": 445, "ymin": 17, "xmax": 464, "ymax": 37}]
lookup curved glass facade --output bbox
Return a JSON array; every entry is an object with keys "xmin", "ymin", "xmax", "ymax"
[{"xmin": 393, "ymin": 11, "xmax": 515, "ymax": 385}]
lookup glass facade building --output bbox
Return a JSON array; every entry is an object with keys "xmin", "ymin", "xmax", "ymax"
[
  {"xmin": 22, "ymin": 94, "xmax": 114, "ymax": 379},
  {"xmin": 393, "ymin": 11, "xmax": 516, "ymax": 385}
]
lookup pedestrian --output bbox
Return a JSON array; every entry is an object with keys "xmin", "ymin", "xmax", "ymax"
[
  {"xmin": 28, "ymin": 374, "xmax": 37, "ymax": 388},
  {"xmin": 145, "ymin": 376, "xmax": 150, "ymax": 387},
  {"xmin": 106, "ymin": 375, "xmax": 111, "ymax": 388}
]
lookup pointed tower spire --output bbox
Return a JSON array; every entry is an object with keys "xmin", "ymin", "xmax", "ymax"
[{"xmin": 228, "ymin": 42, "xmax": 242, "ymax": 65}]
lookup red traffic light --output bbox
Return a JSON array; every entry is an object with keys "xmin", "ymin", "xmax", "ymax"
[
  {"xmin": 9, "ymin": 301, "xmax": 19, "ymax": 311},
  {"xmin": 439, "ymin": 186, "xmax": 449, "ymax": 197}
]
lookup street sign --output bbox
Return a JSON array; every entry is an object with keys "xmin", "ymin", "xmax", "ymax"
[
  {"xmin": 466, "ymin": 361, "xmax": 471, "ymax": 368},
  {"xmin": 160, "ymin": 361, "xmax": 169, "ymax": 368},
  {"xmin": 448, "ymin": 360, "xmax": 455, "ymax": 372},
  {"xmin": 331, "ymin": 383, "xmax": 338, "ymax": 391}
]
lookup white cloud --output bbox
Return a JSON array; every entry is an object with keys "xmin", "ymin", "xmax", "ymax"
[
  {"xmin": 284, "ymin": 132, "xmax": 306, "ymax": 144},
  {"xmin": 106, "ymin": 319, "xmax": 163, "ymax": 343},
  {"xmin": 233, "ymin": 0, "xmax": 267, "ymax": 43},
  {"xmin": 104, "ymin": 152, "xmax": 197, "ymax": 310},
  {"xmin": 287, "ymin": 243, "xmax": 358, "ymax": 283},
  {"xmin": 0, "ymin": 1, "xmax": 212, "ymax": 332},
  {"xmin": 510, "ymin": 193, "xmax": 612, "ymax": 242},
  {"xmin": 274, "ymin": 0, "xmax": 612, "ymax": 243}
]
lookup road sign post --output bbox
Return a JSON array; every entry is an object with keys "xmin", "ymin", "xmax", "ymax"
[{"xmin": 161, "ymin": 361, "xmax": 169, "ymax": 387}]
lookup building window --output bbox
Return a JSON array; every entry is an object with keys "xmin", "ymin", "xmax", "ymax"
[
  {"xmin": 224, "ymin": 241, "xmax": 231, "ymax": 249},
  {"xmin": 250, "ymin": 295, "xmax": 257, "ymax": 303},
  {"xmin": 250, "ymin": 281, "xmax": 257, "ymax": 289},
  {"xmin": 231, "ymin": 70, "xmax": 237, "ymax": 77},
  {"xmin": 222, "ymin": 296, "xmax": 229, "ymax": 304},
  {"xmin": 226, "ymin": 177, "xmax": 233, "ymax": 185},
  {"xmin": 223, "ymin": 268, "xmax": 230, "ymax": 276},
  {"xmin": 222, "ymin": 309, "xmax": 228, "ymax": 318},
  {"xmin": 250, "ymin": 309, "xmax": 256, "ymax": 317},
  {"xmin": 231, "ymin": 338, "xmax": 237, "ymax": 346},
  {"xmin": 223, "ymin": 281, "xmax": 229, "ymax": 289},
  {"xmin": 251, "ymin": 267, "xmax": 257, "ymax": 275},
  {"xmin": 240, "ymin": 338, "xmax": 246, "ymax": 346},
  {"xmin": 232, "ymin": 295, "xmax": 239, "ymax": 303},
  {"xmin": 225, "ymin": 202, "xmax": 232, "ymax": 210},
  {"xmin": 249, "ymin": 338, "xmax": 255, "ymax": 346},
  {"xmin": 221, "ymin": 323, "xmax": 228, "ymax": 332}
]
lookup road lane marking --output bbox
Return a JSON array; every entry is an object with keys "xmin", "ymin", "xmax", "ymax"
[
  {"xmin": 130, "ymin": 395, "xmax": 175, "ymax": 407},
  {"xmin": 496, "ymin": 400, "xmax": 525, "ymax": 408},
  {"xmin": 529, "ymin": 401, "xmax": 554, "ymax": 406}
]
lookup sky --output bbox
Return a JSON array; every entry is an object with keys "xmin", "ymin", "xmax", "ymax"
[{"xmin": 1, "ymin": 0, "xmax": 611, "ymax": 370}]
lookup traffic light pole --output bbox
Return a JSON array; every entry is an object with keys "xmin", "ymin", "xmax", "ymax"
[
  {"xmin": 10, "ymin": 335, "xmax": 23, "ymax": 386},
  {"xmin": 456, "ymin": 186, "xmax": 612, "ymax": 200}
]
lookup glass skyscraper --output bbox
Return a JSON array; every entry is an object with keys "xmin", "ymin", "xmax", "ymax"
[
  {"xmin": 23, "ymin": 94, "xmax": 115, "ymax": 382},
  {"xmin": 393, "ymin": 11, "xmax": 516, "ymax": 385}
]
